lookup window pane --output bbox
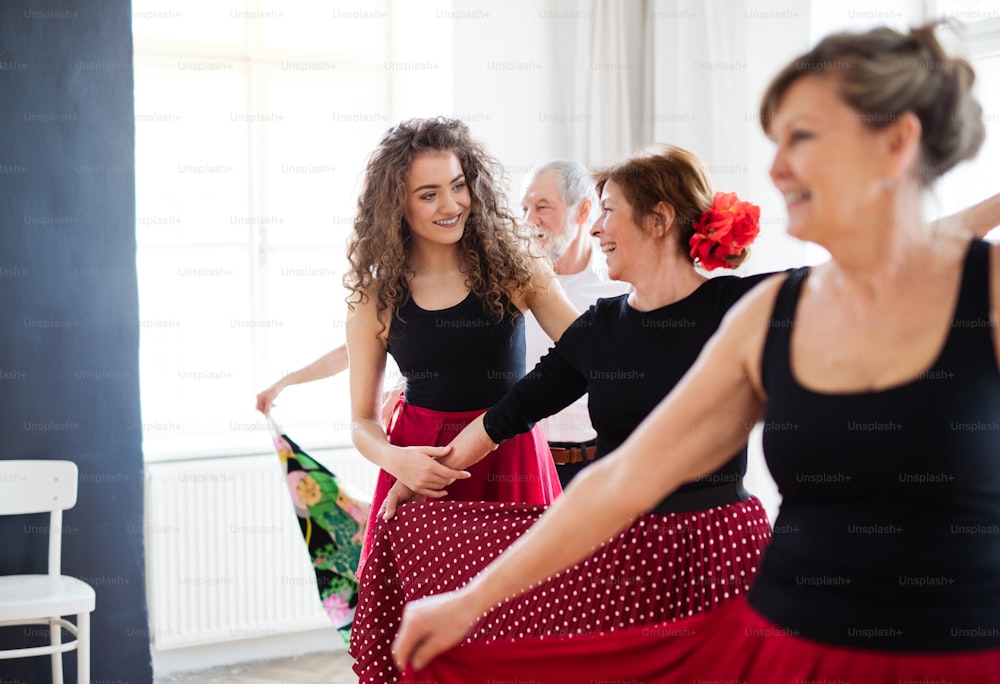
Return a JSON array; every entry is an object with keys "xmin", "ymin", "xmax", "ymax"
[
  {"xmin": 132, "ymin": 0, "xmax": 247, "ymax": 47},
  {"xmin": 259, "ymin": 247, "xmax": 350, "ymax": 440},
  {"xmin": 934, "ymin": 0, "xmax": 1000, "ymax": 23},
  {"xmin": 258, "ymin": 0, "xmax": 389, "ymax": 54},
  {"xmin": 137, "ymin": 245, "xmax": 259, "ymax": 457},
  {"xmin": 134, "ymin": 1, "xmax": 391, "ymax": 460},
  {"xmin": 134, "ymin": 56, "xmax": 250, "ymax": 246},
  {"xmin": 256, "ymin": 64, "xmax": 388, "ymax": 249}
]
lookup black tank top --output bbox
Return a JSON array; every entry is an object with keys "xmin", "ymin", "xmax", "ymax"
[
  {"xmin": 749, "ymin": 239, "xmax": 1000, "ymax": 651},
  {"xmin": 386, "ymin": 292, "xmax": 526, "ymax": 412}
]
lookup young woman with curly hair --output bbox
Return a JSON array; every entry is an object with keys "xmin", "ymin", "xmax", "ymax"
[{"xmin": 343, "ymin": 117, "xmax": 578, "ymax": 576}]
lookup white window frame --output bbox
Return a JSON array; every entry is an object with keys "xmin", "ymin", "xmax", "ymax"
[{"xmin": 133, "ymin": 1, "xmax": 393, "ymax": 462}]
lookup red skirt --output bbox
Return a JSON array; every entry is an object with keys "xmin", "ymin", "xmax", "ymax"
[
  {"xmin": 407, "ymin": 596, "xmax": 1000, "ymax": 683},
  {"xmin": 349, "ymin": 497, "xmax": 771, "ymax": 684},
  {"xmin": 356, "ymin": 401, "xmax": 561, "ymax": 577}
]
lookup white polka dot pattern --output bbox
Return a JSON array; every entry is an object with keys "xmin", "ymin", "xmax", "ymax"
[{"xmin": 348, "ymin": 497, "xmax": 772, "ymax": 683}]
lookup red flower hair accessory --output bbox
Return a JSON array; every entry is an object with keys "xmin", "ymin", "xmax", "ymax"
[{"xmin": 688, "ymin": 191, "xmax": 761, "ymax": 271}]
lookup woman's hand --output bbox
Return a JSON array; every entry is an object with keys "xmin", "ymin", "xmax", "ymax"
[
  {"xmin": 379, "ymin": 480, "xmax": 426, "ymax": 520},
  {"xmin": 387, "ymin": 445, "xmax": 471, "ymax": 497},
  {"xmin": 437, "ymin": 413, "xmax": 498, "ymax": 471},
  {"xmin": 255, "ymin": 383, "xmax": 284, "ymax": 415},
  {"xmin": 392, "ymin": 588, "xmax": 482, "ymax": 673}
]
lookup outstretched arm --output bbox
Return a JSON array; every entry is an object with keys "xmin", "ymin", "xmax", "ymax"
[
  {"xmin": 391, "ymin": 275, "xmax": 783, "ymax": 672},
  {"xmin": 448, "ymin": 344, "xmax": 588, "ymax": 468},
  {"xmin": 255, "ymin": 345, "xmax": 349, "ymax": 415},
  {"xmin": 931, "ymin": 192, "xmax": 1000, "ymax": 239}
]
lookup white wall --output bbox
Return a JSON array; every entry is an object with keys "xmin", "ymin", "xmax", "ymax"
[{"xmin": 388, "ymin": 0, "xmax": 591, "ymax": 193}]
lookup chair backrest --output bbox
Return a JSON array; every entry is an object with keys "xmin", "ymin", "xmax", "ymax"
[
  {"xmin": 0, "ymin": 459, "xmax": 78, "ymax": 516},
  {"xmin": 0, "ymin": 460, "xmax": 79, "ymax": 575}
]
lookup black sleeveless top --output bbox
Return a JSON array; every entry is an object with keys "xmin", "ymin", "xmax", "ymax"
[
  {"xmin": 386, "ymin": 292, "xmax": 526, "ymax": 412},
  {"xmin": 750, "ymin": 239, "xmax": 1000, "ymax": 652}
]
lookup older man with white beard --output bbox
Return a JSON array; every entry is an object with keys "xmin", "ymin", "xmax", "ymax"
[{"xmin": 519, "ymin": 160, "xmax": 629, "ymax": 488}]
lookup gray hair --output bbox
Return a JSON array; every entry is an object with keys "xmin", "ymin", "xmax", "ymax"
[{"xmin": 524, "ymin": 159, "xmax": 598, "ymax": 217}]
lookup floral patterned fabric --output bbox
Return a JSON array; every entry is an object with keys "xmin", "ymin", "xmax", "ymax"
[{"xmin": 269, "ymin": 419, "xmax": 370, "ymax": 644}]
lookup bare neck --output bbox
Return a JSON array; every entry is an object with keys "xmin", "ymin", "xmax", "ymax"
[
  {"xmin": 408, "ymin": 240, "xmax": 463, "ymax": 276},
  {"xmin": 821, "ymin": 188, "xmax": 937, "ymax": 294},
  {"xmin": 627, "ymin": 250, "xmax": 707, "ymax": 312}
]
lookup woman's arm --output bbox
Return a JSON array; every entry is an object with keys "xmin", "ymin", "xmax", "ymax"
[
  {"xmin": 451, "ymin": 345, "xmax": 588, "ymax": 467},
  {"xmin": 380, "ymin": 345, "xmax": 588, "ymax": 519},
  {"xmin": 346, "ymin": 296, "xmax": 470, "ymax": 496},
  {"xmin": 255, "ymin": 345, "xmax": 349, "ymax": 415},
  {"xmin": 391, "ymin": 276, "xmax": 783, "ymax": 671},
  {"xmin": 932, "ymin": 192, "xmax": 1000, "ymax": 239},
  {"xmin": 523, "ymin": 256, "xmax": 581, "ymax": 342}
]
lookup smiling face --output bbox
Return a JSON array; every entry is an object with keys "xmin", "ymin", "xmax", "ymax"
[
  {"xmin": 521, "ymin": 169, "xmax": 576, "ymax": 262},
  {"xmin": 590, "ymin": 179, "xmax": 648, "ymax": 282},
  {"xmin": 768, "ymin": 75, "xmax": 893, "ymax": 245},
  {"xmin": 403, "ymin": 151, "xmax": 471, "ymax": 247}
]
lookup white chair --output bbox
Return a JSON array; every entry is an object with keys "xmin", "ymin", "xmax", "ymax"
[{"xmin": 0, "ymin": 459, "xmax": 96, "ymax": 683}]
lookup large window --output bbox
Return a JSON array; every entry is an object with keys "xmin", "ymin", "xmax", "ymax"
[{"xmin": 133, "ymin": 1, "xmax": 391, "ymax": 459}]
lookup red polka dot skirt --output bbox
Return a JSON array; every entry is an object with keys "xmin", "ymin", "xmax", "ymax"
[
  {"xmin": 348, "ymin": 497, "xmax": 772, "ymax": 683},
  {"xmin": 357, "ymin": 401, "xmax": 561, "ymax": 578},
  {"xmin": 406, "ymin": 595, "xmax": 1000, "ymax": 684}
]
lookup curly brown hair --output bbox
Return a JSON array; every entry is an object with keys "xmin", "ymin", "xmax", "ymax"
[{"xmin": 343, "ymin": 117, "xmax": 534, "ymax": 331}]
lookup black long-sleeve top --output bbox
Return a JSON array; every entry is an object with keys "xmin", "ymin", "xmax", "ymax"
[{"xmin": 483, "ymin": 274, "xmax": 773, "ymax": 509}]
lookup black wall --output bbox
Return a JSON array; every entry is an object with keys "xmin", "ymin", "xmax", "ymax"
[{"xmin": 0, "ymin": 0, "xmax": 151, "ymax": 681}]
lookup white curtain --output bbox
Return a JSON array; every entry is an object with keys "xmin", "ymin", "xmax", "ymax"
[{"xmin": 566, "ymin": 0, "xmax": 653, "ymax": 167}]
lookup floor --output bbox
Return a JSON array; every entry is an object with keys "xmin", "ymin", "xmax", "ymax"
[{"xmin": 155, "ymin": 650, "xmax": 360, "ymax": 684}]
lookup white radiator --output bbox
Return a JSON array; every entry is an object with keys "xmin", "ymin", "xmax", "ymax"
[{"xmin": 144, "ymin": 450, "xmax": 377, "ymax": 650}]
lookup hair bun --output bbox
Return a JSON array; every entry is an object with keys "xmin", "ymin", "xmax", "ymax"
[{"xmin": 760, "ymin": 20, "xmax": 985, "ymax": 185}]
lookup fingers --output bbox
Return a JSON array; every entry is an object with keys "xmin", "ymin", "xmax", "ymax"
[
  {"xmin": 255, "ymin": 391, "xmax": 276, "ymax": 415},
  {"xmin": 382, "ymin": 498, "xmax": 396, "ymax": 520},
  {"xmin": 414, "ymin": 486, "xmax": 449, "ymax": 499},
  {"xmin": 406, "ymin": 469, "xmax": 469, "ymax": 492},
  {"xmin": 402, "ymin": 630, "xmax": 447, "ymax": 672},
  {"xmin": 382, "ymin": 489, "xmax": 405, "ymax": 520},
  {"xmin": 425, "ymin": 445, "xmax": 454, "ymax": 458},
  {"xmin": 392, "ymin": 622, "xmax": 417, "ymax": 672},
  {"xmin": 429, "ymin": 460, "xmax": 471, "ymax": 481},
  {"xmin": 413, "ymin": 471, "xmax": 467, "ymax": 493},
  {"xmin": 410, "ymin": 639, "xmax": 434, "ymax": 672},
  {"xmin": 392, "ymin": 611, "xmax": 438, "ymax": 673}
]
